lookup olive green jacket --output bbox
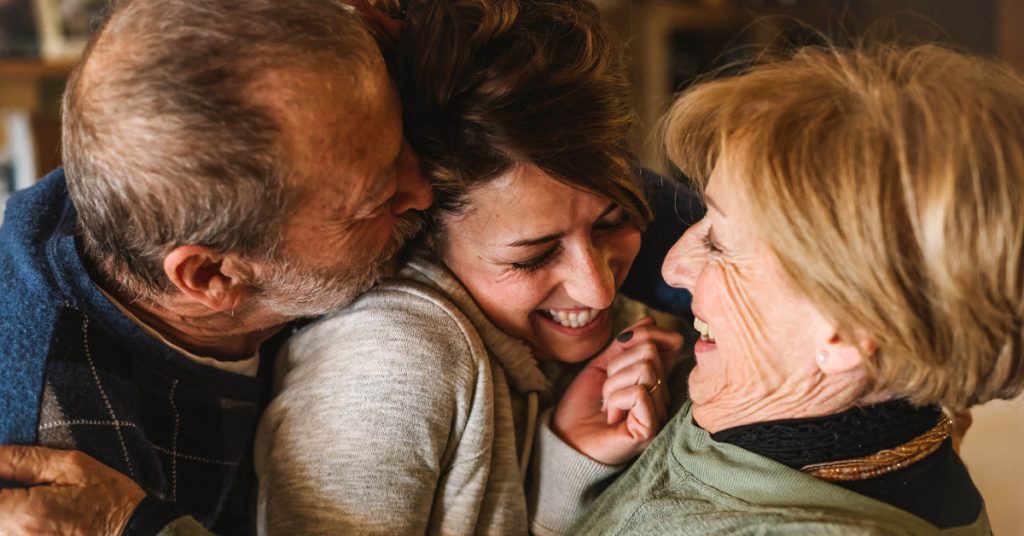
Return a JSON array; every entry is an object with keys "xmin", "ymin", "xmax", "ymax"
[{"xmin": 575, "ymin": 402, "xmax": 990, "ymax": 535}]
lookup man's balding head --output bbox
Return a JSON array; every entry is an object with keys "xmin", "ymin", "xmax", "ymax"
[{"xmin": 63, "ymin": 0, "xmax": 380, "ymax": 302}]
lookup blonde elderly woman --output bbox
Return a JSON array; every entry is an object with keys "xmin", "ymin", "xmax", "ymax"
[{"xmin": 575, "ymin": 44, "xmax": 1023, "ymax": 535}]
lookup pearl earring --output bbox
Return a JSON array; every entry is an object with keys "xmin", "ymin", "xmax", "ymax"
[{"xmin": 815, "ymin": 351, "xmax": 829, "ymax": 365}]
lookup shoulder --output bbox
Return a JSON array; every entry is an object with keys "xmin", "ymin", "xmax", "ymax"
[
  {"xmin": 271, "ymin": 278, "xmax": 492, "ymax": 407},
  {"xmin": 286, "ymin": 278, "xmax": 484, "ymax": 363},
  {"xmin": 256, "ymin": 279, "xmax": 497, "ymax": 480}
]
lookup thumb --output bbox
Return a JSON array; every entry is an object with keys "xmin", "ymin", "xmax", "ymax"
[{"xmin": 0, "ymin": 445, "xmax": 79, "ymax": 486}]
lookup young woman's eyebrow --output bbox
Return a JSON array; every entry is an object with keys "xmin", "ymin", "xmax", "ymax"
[
  {"xmin": 507, "ymin": 232, "xmax": 564, "ymax": 248},
  {"xmin": 506, "ymin": 203, "xmax": 619, "ymax": 248}
]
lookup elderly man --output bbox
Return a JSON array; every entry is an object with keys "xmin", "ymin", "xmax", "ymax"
[{"xmin": 0, "ymin": 0, "xmax": 430, "ymax": 534}]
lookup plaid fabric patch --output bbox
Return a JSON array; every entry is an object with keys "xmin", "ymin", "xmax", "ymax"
[{"xmin": 39, "ymin": 305, "xmax": 263, "ymax": 529}]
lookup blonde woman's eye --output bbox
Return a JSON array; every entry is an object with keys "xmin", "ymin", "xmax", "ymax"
[{"xmin": 703, "ymin": 229, "xmax": 723, "ymax": 253}]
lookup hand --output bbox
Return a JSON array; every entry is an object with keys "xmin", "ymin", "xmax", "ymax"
[
  {"xmin": 552, "ymin": 317, "xmax": 684, "ymax": 465},
  {"xmin": 0, "ymin": 445, "xmax": 146, "ymax": 536}
]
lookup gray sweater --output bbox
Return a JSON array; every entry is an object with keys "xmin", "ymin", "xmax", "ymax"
[{"xmin": 254, "ymin": 255, "xmax": 628, "ymax": 535}]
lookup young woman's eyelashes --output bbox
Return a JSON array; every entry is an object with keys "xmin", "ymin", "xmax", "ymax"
[{"xmin": 510, "ymin": 244, "xmax": 562, "ymax": 272}]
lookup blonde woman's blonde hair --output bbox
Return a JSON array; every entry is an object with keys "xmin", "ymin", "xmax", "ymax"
[{"xmin": 664, "ymin": 44, "xmax": 1024, "ymax": 410}]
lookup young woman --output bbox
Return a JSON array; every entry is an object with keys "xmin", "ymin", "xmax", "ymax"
[{"xmin": 255, "ymin": 1, "xmax": 687, "ymax": 534}]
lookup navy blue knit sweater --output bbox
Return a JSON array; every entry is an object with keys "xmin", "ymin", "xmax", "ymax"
[{"xmin": 0, "ymin": 169, "xmax": 267, "ymax": 534}]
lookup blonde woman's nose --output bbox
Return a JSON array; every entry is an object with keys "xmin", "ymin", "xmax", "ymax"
[{"xmin": 662, "ymin": 220, "xmax": 708, "ymax": 290}]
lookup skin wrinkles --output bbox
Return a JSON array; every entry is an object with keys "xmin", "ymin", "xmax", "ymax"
[
  {"xmin": 666, "ymin": 159, "xmax": 870, "ymax": 432},
  {"xmin": 235, "ymin": 51, "xmax": 432, "ymax": 320}
]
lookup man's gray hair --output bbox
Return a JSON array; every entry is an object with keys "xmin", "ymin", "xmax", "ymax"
[{"xmin": 62, "ymin": 0, "xmax": 376, "ymax": 301}]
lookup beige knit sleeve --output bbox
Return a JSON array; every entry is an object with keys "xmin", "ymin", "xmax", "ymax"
[
  {"xmin": 254, "ymin": 286, "xmax": 496, "ymax": 535},
  {"xmin": 528, "ymin": 409, "xmax": 625, "ymax": 535}
]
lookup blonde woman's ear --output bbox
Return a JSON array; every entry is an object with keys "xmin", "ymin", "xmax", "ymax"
[{"xmin": 816, "ymin": 330, "xmax": 876, "ymax": 375}]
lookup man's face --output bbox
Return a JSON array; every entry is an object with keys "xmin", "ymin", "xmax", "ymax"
[{"xmin": 249, "ymin": 56, "xmax": 433, "ymax": 318}]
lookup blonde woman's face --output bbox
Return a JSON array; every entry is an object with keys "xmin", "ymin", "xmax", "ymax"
[
  {"xmin": 440, "ymin": 164, "xmax": 642, "ymax": 363},
  {"xmin": 660, "ymin": 161, "xmax": 838, "ymax": 429}
]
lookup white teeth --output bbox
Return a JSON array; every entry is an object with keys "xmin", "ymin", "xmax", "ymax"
[
  {"xmin": 693, "ymin": 316, "xmax": 716, "ymax": 342},
  {"xmin": 547, "ymin": 308, "xmax": 602, "ymax": 329}
]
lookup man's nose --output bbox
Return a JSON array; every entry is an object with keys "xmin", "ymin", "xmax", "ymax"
[{"xmin": 391, "ymin": 146, "xmax": 433, "ymax": 214}]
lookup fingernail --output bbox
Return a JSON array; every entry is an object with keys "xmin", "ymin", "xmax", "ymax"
[{"xmin": 617, "ymin": 330, "xmax": 634, "ymax": 343}]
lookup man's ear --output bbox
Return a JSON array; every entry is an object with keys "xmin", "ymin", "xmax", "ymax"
[
  {"xmin": 162, "ymin": 246, "xmax": 256, "ymax": 313},
  {"xmin": 818, "ymin": 328, "xmax": 877, "ymax": 376}
]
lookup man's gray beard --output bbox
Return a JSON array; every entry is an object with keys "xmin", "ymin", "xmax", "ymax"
[{"xmin": 252, "ymin": 212, "xmax": 423, "ymax": 318}]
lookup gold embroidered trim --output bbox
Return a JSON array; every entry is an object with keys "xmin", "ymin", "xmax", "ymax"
[{"xmin": 800, "ymin": 415, "xmax": 952, "ymax": 481}]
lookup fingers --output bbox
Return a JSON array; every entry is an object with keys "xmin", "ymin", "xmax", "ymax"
[
  {"xmin": 602, "ymin": 356, "xmax": 665, "ymax": 415},
  {"xmin": 615, "ymin": 323, "xmax": 684, "ymax": 374},
  {"xmin": 589, "ymin": 318, "xmax": 656, "ymax": 369},
  {"xmin": 619, "ymin": 316, "xmax": 656, "ymax": 334},
  {"xmin": 0, "ymin": 446, "xmax": 85, "ymax": 486},
  {"xmin": 605, "ymin": 340, "xmax": 664, "ymax": 379},
  {"xmin": 604, "ymin": 384, "xmax": 658, "ymax": 441}
]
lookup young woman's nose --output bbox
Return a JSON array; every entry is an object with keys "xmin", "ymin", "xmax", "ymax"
[
  {"xmin": 661, "ymin": 218, "xmax": 708, "ymax": 291},
  {"xmin": 390, "ymin": 143, "xmax": 434, "ymax": 215},
  {"xmin": 562, "ymin": 244, "xmax": 617, "ymax": 310}
]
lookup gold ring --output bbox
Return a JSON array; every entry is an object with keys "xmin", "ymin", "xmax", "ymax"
[{"xmin": 647, "ymin": 378, "xmax": 662, "ymax": 396}]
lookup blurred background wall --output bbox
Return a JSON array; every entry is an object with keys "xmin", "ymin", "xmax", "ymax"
[{"xmin": 1, "ymin": 0, "xmax": 1022, "ymax": 532}]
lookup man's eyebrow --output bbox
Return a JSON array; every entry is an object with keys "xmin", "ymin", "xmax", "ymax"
[{"xmin": 705, "ymin": 194, "xmax": 726, "ymax": 217}]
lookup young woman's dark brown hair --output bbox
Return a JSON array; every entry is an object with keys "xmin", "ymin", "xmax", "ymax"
[{"xmin": 398, "ymin": 0, "xmax": 652, "ymax": 236}]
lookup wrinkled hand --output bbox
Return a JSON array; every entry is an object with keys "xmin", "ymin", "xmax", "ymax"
[
  {"xmin": 553, "ymin": 316, "xmax": 683, "ymax": 465},
  {"xmin": 0, "ymin": 445, "xmax": 146, "ymax": 536}
]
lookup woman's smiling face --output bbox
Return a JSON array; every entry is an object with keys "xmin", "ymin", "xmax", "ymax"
[
  {"xmin": 660, "ymin": 160, "xmax": 842, "ymax": 427},
  {"xmin": 439, "ymin": 164, "xmax": 642, "ymax": 363}
]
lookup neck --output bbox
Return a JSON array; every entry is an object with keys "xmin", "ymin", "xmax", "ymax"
[
  {"xmin": 102, "ymin": 282, "xmax": 284, "ymax": 361},
  {"xmin": 692, "ymin": 372, "xmax": 880, "ymax": 433}
]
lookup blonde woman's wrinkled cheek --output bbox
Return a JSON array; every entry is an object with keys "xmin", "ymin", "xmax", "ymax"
[{"xmin": 714, "ymin": 261, "xmax": 788, "ymax": 398}]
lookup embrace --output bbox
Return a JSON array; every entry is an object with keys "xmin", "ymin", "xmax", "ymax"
[{"xmin": 0, "ymin": 1, "xmax": 1020, "ymax": 535}]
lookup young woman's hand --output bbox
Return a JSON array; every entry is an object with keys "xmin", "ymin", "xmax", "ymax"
[{"xmin": 552, "ymin": 316, "xmax": 683, "ymax": 465}]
